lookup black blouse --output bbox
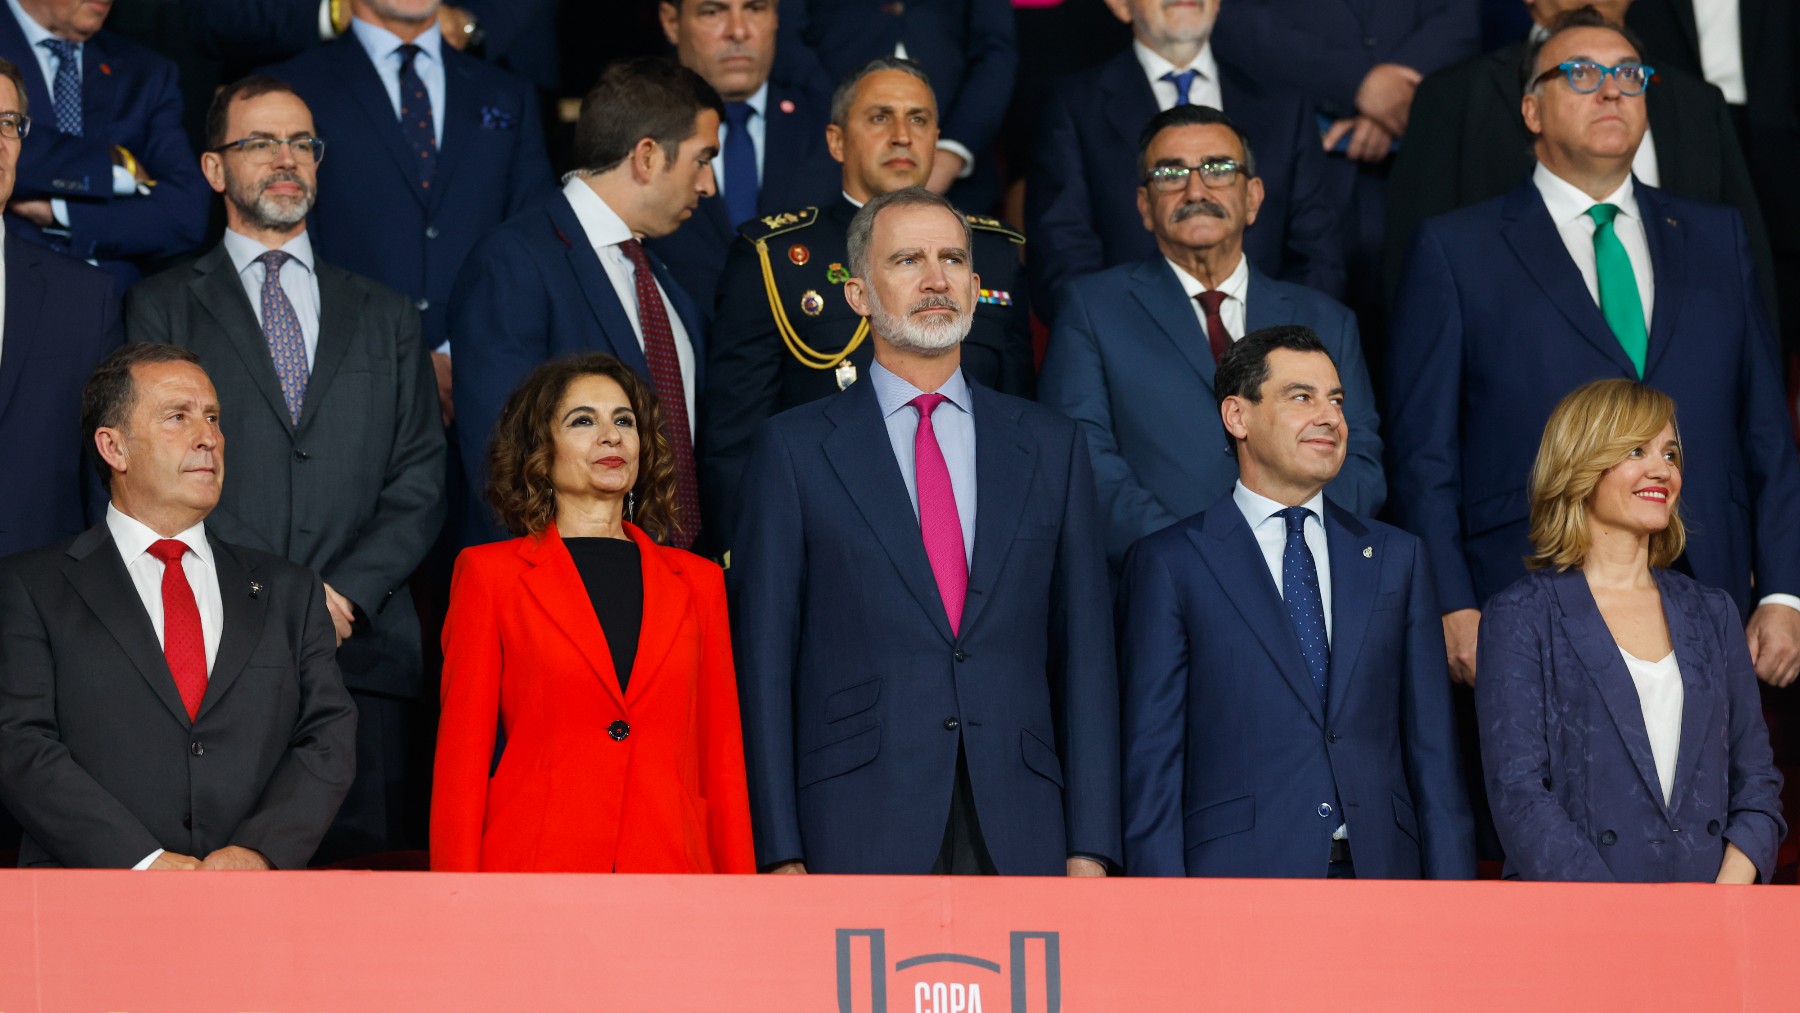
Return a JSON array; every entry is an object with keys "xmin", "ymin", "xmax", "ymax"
[{"xmin": 562, "ymin": 537, "xmax": 643, "ymax": 692}]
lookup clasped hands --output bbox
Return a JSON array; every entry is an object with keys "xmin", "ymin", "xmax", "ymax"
[{"xmin": 149, "ymin": 845, "xmax": 270, "ymax": 871}]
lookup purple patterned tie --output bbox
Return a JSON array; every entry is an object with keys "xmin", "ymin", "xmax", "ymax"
[
  {"xmin": 910, "ymin": 393, "xmax": 967, "ymax": 634},
  {"xmin": 258, "ymin": 250, "xmax": 309, "ymax": 425}
]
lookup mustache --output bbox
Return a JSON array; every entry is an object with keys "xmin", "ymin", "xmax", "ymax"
[
  {"xmin": 1171, "ymin": 199, "xmax": 1228, "ymax": 223},
  {"xmin": 258, "ymin": 170, "xmax": 311, "ymax": 196},
  {"xmin": 909, "ymin": 295, "xmax": 961, "ymax": 316}
]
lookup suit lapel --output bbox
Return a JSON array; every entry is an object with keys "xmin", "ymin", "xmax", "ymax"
[
  {"xmin": 821, "ymin": 380, "xmax": 956, "ymax": 645},
  {"xmin": 517, "ymin": 526, "xmax": 627, "ymax": 708},
  {"xmin": 79, "ymin": 37, "xmax": 116, "ymax": 149},
  {"xmin": 547, "ymin": 196, "xmax": 652, "ymax": 377},
  {"xmin": 1322, "ymin": 505, "xmax": 1374, "ymax": 722},
  {"xmin": 195, "ymin": 536, "xmax": 262, "ymax": 720},
  {"xmin": 1100, "ymin": 51, "xmax": 1159, "ymax": 154},
  {"xmin": 431, "ymin": 53, "xmax": 477, "ymax": 211},
  {"xmin": 1131, "ymin": 260, "xmax": 1217, "ymax": 394},
  {"xmin": 0, "ymin": 236, "xmax": 46, "ymax": 417},
  {"xmin": 1243, "ymin": 266, "xmax": 1294, "ymax": 331},
  {"xmin": 298, "ymin": 263, "xmax": 359, "ymax": 434},
  {"xmin": 1657, "ymin": 570, "xmax": 1715, "ymax": 817},
  {"xmin": 1192, "ymin": 505, "xmax": 1324, "ymax": 727},
  {"xmin": 1637, "ymin": 187, "xmax": 1684, "ymax": 379},
  {"xmin": 1548, "ymin": 570, "xmax": 1669, "ymax": 813},
  {"xmin": 1499, "ymin": 184, "xmax": 1640, "ymax": 377},
  {"xmin": 61, "ymin": 525, "xmax": 192, "ymax": 728},
  {"xmin": 338, "ymin": 39, "xmax": 430, "ymax": 209},
  {"xmin": 622, "ymin": 524, "xmax": 689, "ymax": 703},
  {"xmin": 958, "ymin": 384, "xmax": 1034, "ymax": 638},
  {"xmin": 189, "ymin": 246, "xmax": 295, "ymax": 429}
]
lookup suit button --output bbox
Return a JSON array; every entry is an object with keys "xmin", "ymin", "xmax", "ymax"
[
  {"xmin": 1363, "ymin": 36, "xmax": 1378, "ymax": 47},
  {"xmin": 953, "ymin": 649, "xmax": 967, "ymax": 662},
  {"xmin": 607, "ymin": 719, "xmax": 630, "ymax": 741},
  {"xmin": 943, "ymin": 717, "xmax": 959, "ymax": 731},
  {"xmin": 1707, "ymin": 820, "xmax": 1722, "ymax": 836},
  {"xmin": 190, "ymin": 741, "xmax": 204, "ymax": 756},
  {"xmin": 1649, "ymin": 839, "xmax": 1666, "ymax": 846},
  {"xmin": 425, "ymin": 225, "xmax": 440, "ymax": 239},
  {"xmin": 182, "ymin": 814, "xmax": 192, "ymax": 829},
  {"xmin": 1317, "ymin": 802, "xmax": 1333, "ymax": 819},
  {"xmin": 1326, "ymin": 731, "xmax": 1340, "ymax": 743},
  {"xmin": 1599, "ymin": 829, "xmax": 1617, "ymax": 845},
  {"xmin": 416, "ymin": 298, "xmax": 431, "ymax": 312},
  {"xmin": 293, "ymin": 449, "xmax": 309, "ymax": 461}
]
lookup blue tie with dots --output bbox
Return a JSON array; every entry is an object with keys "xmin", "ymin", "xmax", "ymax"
[
  {"xmin": 1279, "ymin": 506, "xmax": 1330, "ymax": 702},
  {"xmin": 1161, "ymin": 69, "xmax": 1199, "ymax": 106},
  {"xmin": 258, "ymin": 251, "xmax": 310, "ymax": 426},
  {"xmin": 396, "ymin": 44, "xmax": 438, "ymax": 189},
  {"xmin": 40, "ymin": 39, "xmax": 82, "ymax": 135}
]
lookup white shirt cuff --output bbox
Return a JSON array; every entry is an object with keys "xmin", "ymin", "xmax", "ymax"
[
  {"xmin": 1756, "ymin": 594, "xmax": 1800, "ymax": 615},
  {"xmin": 320, "ymin": 0, "xmax": 337, "ymax": 40},
  {"xmin": 50, "ymin": 197, "xmax": 69, "ymax": 226},
  {"xmin": 434, "ymin": 341, "xmax": 451, "ymax": 356},
  {"xmin": 936, "ymin": 139, "xmax": 975, "ymax": 179},
  {"xmin": 132, "ymin": 848, "xmax": 164, "ymax": 870},
  {"xmin": 111, "ymin": 163, "xmax": 138, "ymax": 196}
]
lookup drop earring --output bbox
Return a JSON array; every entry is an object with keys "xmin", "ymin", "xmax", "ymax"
[{"xmin": 625, "ymin": 490, "xmax": 636, "ymax": 524}]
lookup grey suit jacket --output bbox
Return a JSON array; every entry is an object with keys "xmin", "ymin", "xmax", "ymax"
[
  {"xmin": 0, "ymin": 525, "xmax": 357, "ymax": 868},
  {"xmin": 124, "ymin": 242, "xmax": 446, "ymax": 699}
]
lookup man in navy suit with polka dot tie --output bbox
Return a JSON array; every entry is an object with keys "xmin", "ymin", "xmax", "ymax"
[{"xmin": 1116, "ymin": 325, "xmax": 1473, "ymax": 880}]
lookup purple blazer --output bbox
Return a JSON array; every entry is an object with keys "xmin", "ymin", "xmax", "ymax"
[{"xmin": 1476, "ymin": 568, "xmax": 1785, "ymax": 882}]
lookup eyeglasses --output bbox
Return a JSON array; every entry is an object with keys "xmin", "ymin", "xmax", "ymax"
[
  {"xmin": 210, "ymin": 136, "xmax": 327, "ymax": 165},
  {"xmin": 1532, "ymin": 60, "xmax": 1654, "ymax": 96},
  {"xmin": 1143, "ymin": 159, "xmax": 1248, "ymax": 192},
  {"xmin": 0, "ymin": 112, "xmax": 31, "ymax": 140}
]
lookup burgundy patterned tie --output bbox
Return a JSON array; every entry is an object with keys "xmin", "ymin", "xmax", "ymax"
[
  {"xmin": 1195, "ymin": 289, "xmax": 1232, "ymax": 363},
  {"xmin": 619, "ymin": 239, "xmax": 700, "ymax": 546},
  {"xmin": 910, "ymin": 393, "xmax": 967, "ymax": 635},
  {"xmin": 147, "ymin": 539, "xmax": 207, "ymax": 721}
]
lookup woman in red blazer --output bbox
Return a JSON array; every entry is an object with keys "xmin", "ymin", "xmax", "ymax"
[{"xmin": 431, "ymin": 353, "xmax": 754, "ymax": 872}]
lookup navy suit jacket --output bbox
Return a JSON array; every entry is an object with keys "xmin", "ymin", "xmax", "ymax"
[
  {"xmin": 1026, "ymin": 47, "xmax": 1344, "ymax": 311},
  {"xmin": 267, "ymin": 36, "xmax": 554, "ymax": 352},
  {"xmin": 449, "ymin": 192, "xmax": 708, "ymax": 543},
  {"xmin": 1039, "ymin": 259, "xmax": 1383, "ymax": 565},
  {"xmin": 1118, "ymin": 498, "xmax": 1474, "ymax": 878},
  {"xmin": 1386, "ymin": 180, "xmax": 1800, "ymax": 619},
  {"xmin": 0, "ymin": 20, "xmax": 208, "ymax": 289},
  {"xmin": 1476, "ymin": 568, "xmax": 1784, "ymax": 882},
  {"xmin": 0, "ymin": 234, "xmax": 121, "ymax": 558},
  {"xmin": 645, "ymin": 76, "xmax": 837, "ymax": 317},
  {"xmin": 729, "ymin": 375, "xmax": 1120, "ymax": 874}
]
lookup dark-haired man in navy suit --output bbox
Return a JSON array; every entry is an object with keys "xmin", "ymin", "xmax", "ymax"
[
  {"xmin": 1028, "ymin": 0, "xmax": 1343, "ymax": 313},
  {"xmin": 1119, "ymin": 326, "xmax": 1473, "ymax": 879},
  {"xmin": 1040, "ymin": 104, "xmax": 1381, "ymax": 567}
]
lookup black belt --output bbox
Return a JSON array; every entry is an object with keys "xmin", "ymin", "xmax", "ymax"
[{"xmin": 1329, "ymin": 838, "xmax": 1352, "ymax": 865}]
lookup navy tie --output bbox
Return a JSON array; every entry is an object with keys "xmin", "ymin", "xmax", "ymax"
[
  {"xmin": 1161, "ymin": 69, "xmax": 1199, "ymax": 107},
  {"xmin": 1279, "ymin": 507, "xmax": 1330, "ymax": 702},
  {"xmin": 721, "ymin": 101, "xmax": 758, "ymax": 227},
  {"xmin": 396, "ymin": 44, "xmax": 438, "ymax": 190},
  {"xmin": 40, "ymin": 38, "xmax": 81, "ymax": 135}
]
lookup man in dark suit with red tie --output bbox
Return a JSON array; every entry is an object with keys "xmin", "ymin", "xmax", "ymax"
[{"xmin": 0, "ymin": 343, "xmax": 356, "ymax": 869}]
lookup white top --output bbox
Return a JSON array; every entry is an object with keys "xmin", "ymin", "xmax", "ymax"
[
  {"xmin": 1164, "ymin": 253, "xmax": 1249, "ymax": 347},
  {"xmin": 106, "ymin": 504, "xmax": 223, "ymax": 674},
  {"xmin": 1531, "ymin": 163, "xmax": 1655, "ymax": 332},
  {"xmin": 1133, "ymin": 39, "xmax": 1224, "ymax": 113},
  {"xmin": 559, "ymin": 177, "xmax": 698, "ymax": 432},
  {"xmin": 1232, "ymin": 481, "xmax": 1333, "ymax": 645},
  {"xmin": 221, "ymin": 228, "xmax": 323, "ymax": 369},
  {"xmin": 714, "ymin": 80, "xmax": 768, "ymax": 200},
  {"xmin": 1692, "ymin": 0, "xmax": 1747, "ymax": 104},
  {"xmin": 350, "ymin": 17, "xmax": 447, "ymax": 148},
  {"xmin": 1619, "ymin": 647, "xmax": 1685, "ymax": 807}
]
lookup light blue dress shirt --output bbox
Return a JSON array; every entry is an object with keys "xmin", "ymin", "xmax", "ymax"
[
  {"xmin": 221, "ymin": 228, "xmax": 324, "ymax": 369},
  {"xmin": 714, "ymin": 80, "xmax": 768, "ymax": 201},
  {"xmin": 1232, "ymin": 481, "xmax": 1333, "ymax": 645},
  {"xmin": 871, "ymin": 358, "xmax": 977, "ymax": 565},
  {"xmin": 350, "ymin": 17, "xmax": 446, "ymax": 148}
]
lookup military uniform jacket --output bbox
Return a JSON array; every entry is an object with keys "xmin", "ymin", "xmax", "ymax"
[{"xmin": 702, "ymin": 196, "xmax": 1035, "ymax": 549}]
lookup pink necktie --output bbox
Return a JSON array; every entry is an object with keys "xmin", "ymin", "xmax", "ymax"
[{"xmin": 910, "ymin": 393, "xmax": 967, "ymax": 635}]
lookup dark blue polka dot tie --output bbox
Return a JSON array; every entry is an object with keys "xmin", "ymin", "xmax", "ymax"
[
  {"xmin": 1279, "ymin": 506, "xmax": 1330, "ymax": 702},
  {"xmin": 396, "ymin": 44, "xmax": 438, "ymax": 189},
  {"xmin": 40, "ymin": 39, "xmax": 81, "ymax": 136},
  {"xmin": 1161, "ymin": 69, "xmax": 1199, "ymax": 106}
]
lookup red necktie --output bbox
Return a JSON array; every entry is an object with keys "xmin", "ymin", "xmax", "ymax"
[
  {"xmin": 911, "ymin": 393, "xmax": 967, "ymax": 635},
  {"xmin": 1196, "ymin": 290, "xmax": 1232, "ymax": 363},
  {"xmin": 147, "ymin": 539, "xmax": 207, "ymax": 721},
  {"xmin": 619, "ymin": 238, "xmax": 700, "ymax": 547}
]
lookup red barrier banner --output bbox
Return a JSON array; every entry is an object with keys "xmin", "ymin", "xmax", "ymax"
[{"xmin": 0, "ymin": 872, "xmax": 1795, "ymax": 1011}]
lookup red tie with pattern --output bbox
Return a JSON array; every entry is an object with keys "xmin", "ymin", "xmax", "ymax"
[
  {"xmin": 619, "ymin": 238, "xmax": 700, "ymax": 547},
  {"xmin": 147, "ymin": 539, "xmax": 207, "ymax": 721},
  {"xmin": 1196, "ymin": 290, "xmax": 1232, "ymax": 363}
]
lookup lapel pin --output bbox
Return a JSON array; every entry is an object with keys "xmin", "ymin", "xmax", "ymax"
[
  {"xmin": 1665, "ymin": 217, "xmax": 1677, "ymax": 227},
  {"xmin": 779, "ymin": 99, "xmax": 796, "ymax": 114},
  {"xmin": 1362, "ymin": 546, "xmax": 1373, "ymax": 558},
  {"xmin": 249, "ymin": 580, "xmax": 263, "ymax": 599}
]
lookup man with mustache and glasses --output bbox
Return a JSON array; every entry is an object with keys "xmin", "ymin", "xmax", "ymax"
[
  {"xmin": 730, "ymin": 186, "xmax": 1119, "ymax": 877},
  {"xmin": 124, "ymin": 76, "xmax": 444, "ymax": 865},
  {"xmin": 1040, "ymin": 104, "xmax": 1382, "ymax": 569}
]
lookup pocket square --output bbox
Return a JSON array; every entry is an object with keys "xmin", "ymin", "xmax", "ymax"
[{"xmin": 479, "ymin": 105, "xmax": 517, "ymax": 130}]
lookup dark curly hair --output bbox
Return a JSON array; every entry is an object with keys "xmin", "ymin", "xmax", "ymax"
[{"xmin": 485, "ymin": 354, "xmax": 681, "ymax": 543}]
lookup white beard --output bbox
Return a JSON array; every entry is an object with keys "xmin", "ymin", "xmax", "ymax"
[{"xmin": 868, "ymin": 287, "xmax": 973, "ymax": 356}]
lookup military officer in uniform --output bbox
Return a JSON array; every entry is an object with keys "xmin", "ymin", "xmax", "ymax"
[{"xmin": 703, "ymin": 57, "xmax": 1034, "ymax": 552}]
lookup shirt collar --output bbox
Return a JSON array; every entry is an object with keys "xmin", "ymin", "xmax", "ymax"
[
  {"xmin": 106, "ymin": 503, "xmax": 214, "ymax": 570},
  {"xmin": 869, "ymin": 357, "xmax": 972, "ymax": 421},
  {"xmin": 1164, "ymin": 252, "xmax": 1249, "ymax": 303},
  {"xmin": 1232, "ymin": 479, "xmax": 1326, "ymax": 529},
  {"xmin": 562, "ymin": 176, "xmax": 635, "ymax": 247},
  {"xmin": 1532, "ymin": 162, "xmax": 1639, "ymax": 226},
  {"xmin": 1133, "ymin": 38, "xmax": 1219, "ymax": 90},
  {"xmin": 7, "ymin": 0, "xmax": 64, "ymax": 48},
  {"xmin": 222, "ymin": 227, "xmax": 317, "ymax": 278},
  {"xmin": 350, "ymin": 16, "xmax": 443, "ymax": 67},
  {"xmin": 742, "ymin": 80, "xmax": 769, "ymax": 118}
]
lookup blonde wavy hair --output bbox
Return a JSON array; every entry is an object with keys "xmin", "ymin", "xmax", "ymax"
[{"xmin": 1527, "ymin": 378, "xmax": 1685, "ymax": 572}]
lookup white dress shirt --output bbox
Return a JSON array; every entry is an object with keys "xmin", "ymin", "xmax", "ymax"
[
  {"xmin": 1619, "ymin": 648, "xmax": 1684, "ymax": 806},
  {"xmin": 1531, "ymin": 163, "xmax": 1656, "ymax": 332},
  {"xmin": 1693, "ymin": 0, "xmax": 1747, "ymax": 104},
  {"xmin": 351, "ymin": 17, "xmax": 447, "ymax": 148},
  {"xmin": 1165, "ymin": 253, "xmax": 1249, "ymax": 345},
  {"xmin": 221, "ymin": 228, "xmax": 324, "ymax": 369},
  {"xmin": 870, "ymin": 358, "xmax": 978, "ymax": 565},
  {"xmin": 1232, "ymin": 481, "xmax": 1333, "ymax": 644},
  {"xmin": 1134, "ymin": 39, "xmax": 1225, "ymax": 113},
  {"xmin": 106, "ymin": 504, "xmax": 223, "ymax": 872},
  {"xmin": 714, "ymin": 80, "xmax": 768, "ymax": 202},
  {"xmin": 560, "ymin": 177, "xmax": 698, "ymax": 427}
]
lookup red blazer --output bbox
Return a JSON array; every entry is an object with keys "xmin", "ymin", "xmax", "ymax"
[{"xmin": 430, "ymin": 522, "xmax": 754, "ymax": 872}]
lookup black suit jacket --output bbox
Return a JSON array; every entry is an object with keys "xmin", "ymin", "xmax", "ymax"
[
  {"xmin": 0, "ymin": 525, "xmax": 357, "ymax": 868},
  {"xmin": 1027, "ymin": 47, "xmax": 1344, "ymax": 313},
  {"xmin": 124, "ymin": 244, "xmax": 446, "ymax": 700},
  {"xmin": 0, "ymin": 234, "xmax": 121, "ymax": 558},
  {"xmin": 1384, "ymin": 41, "xmax": 1777, "ymax": 321}
]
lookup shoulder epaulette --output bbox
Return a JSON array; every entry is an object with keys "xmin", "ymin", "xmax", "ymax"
[
  {"xmin": 966, "ymin": 214, "xmax": 1025, "ymax": 245},
  {"xmin": 736, "ymin": 207, "xmax": 820, "ymax": 243}
]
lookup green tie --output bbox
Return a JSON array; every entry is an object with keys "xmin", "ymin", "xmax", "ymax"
[{"xmin": 1586, "ymin": 203, "xmax": 1647, "ymax": 377}]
